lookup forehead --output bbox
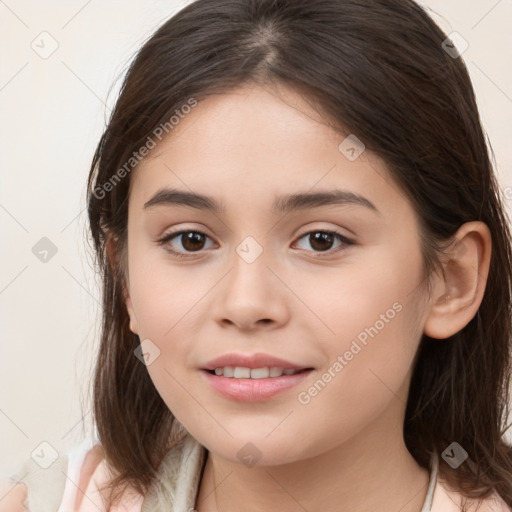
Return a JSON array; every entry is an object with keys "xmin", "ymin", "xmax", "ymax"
[{"xmin": 128, "ymin": 83, "xmax": 411, "ymax": 219}]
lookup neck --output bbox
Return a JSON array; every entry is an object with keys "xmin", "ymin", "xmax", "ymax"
[{"xmin": 194, "ymin": 401, "xmax": 431, "ymax": 512}]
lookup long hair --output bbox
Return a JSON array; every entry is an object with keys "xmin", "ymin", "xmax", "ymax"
[{"xmin": 86, "ymin": 0, "xmax": 512, "ymax": 506}]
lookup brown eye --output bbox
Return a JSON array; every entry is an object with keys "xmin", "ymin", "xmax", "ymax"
[
  {"xmin": 309, "ymin": 232, "xmax": 335, "ymax": 251},
  {"xmin": 157, "ymin": 230, "xmax": 215, "ymax": 257},
  {"xmin": 294, "ymin": 230, "xmax": 353, "ymax": 255},
  {"xmin": 179, "ymin": 231, "xmax": 207, "ymax": 251}
]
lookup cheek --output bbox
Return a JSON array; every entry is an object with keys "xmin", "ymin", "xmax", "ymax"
[
  {"xmin": 296, "ymin": 245, "xmax": 425, "ymax": 405},
  {"xmin": 126, "ymin": 249, "xmax": 216, "ymax": 417},
  {"xmin": 127, "ymin": 242, "xmax": 214, "ymax": 340}
]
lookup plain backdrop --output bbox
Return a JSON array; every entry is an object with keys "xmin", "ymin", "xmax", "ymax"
[{"xmin": 1, "ymin": 0, "xmax": 511, "ymax": 478}]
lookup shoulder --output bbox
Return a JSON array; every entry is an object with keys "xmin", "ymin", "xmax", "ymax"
[
  {"xmin": 0, "ymin": 481, "xmax": 29, "ymax": 512},
  {"xmin": 433, "ymin": 478, "xmax": 511, "ymax": 512}
]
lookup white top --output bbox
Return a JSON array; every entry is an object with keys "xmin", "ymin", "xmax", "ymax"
[{"xmin": 422, "ymin": 451, "xmax": 438, "ymax": 512}]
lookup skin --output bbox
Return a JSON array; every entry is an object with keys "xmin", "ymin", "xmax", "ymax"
[{"xmin": 117, "ymin": 82, "xmax": 492, "ymax": 512}]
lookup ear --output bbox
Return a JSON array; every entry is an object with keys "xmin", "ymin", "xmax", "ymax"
[
  {"xmin": 106, "ymin": 236, "xmax": 139, "ymax": 335},
  {"xmin": 423, "ymin": 221, "xmax": 492, "ymax": 339}
]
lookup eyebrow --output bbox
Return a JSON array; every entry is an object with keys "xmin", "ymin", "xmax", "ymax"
[{"xmin": 143, "ymin": 187, "xmax": 380, "ymax": 215}]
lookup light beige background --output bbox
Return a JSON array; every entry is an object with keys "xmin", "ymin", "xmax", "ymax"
[{"xmin": 1, "ymin": 0, "xmax": 511, "ymax": 478}]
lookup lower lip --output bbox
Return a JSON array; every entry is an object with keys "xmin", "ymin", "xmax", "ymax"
[{"xmin": 201, "ymin": 369, "xmax": 313, "ymax": 402}]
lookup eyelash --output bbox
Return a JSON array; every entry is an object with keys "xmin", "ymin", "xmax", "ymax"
[{"xmin": 156, "ymin": 228, "xmax": 354, "ymax": 259}]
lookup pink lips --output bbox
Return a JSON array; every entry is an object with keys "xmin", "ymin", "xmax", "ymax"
[{"xmin": 200, "ymin": 352, "xmax": 314, "ymax": 402}]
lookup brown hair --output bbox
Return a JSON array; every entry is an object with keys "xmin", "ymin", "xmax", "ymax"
[{"xmin": 86, "ymin": 0, "xmax": 512, "ymax": 507}]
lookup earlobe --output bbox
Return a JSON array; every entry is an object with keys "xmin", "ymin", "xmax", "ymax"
[
  {"xmin": 125, "ymin": 293, "xmax": 139, "ymax": 335},
  {"xmin": 423, "ymin": 221, "xmax": 492, "ymax": 340}
]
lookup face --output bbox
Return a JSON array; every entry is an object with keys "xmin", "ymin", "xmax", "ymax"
[{"xmin": 123, "ymin": 83, "xmax": 431, "ymax": 465}]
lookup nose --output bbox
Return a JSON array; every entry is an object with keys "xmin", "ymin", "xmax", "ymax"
[{"xmin": 213, "ymin": 246, "xmax": 290, "ymax": 332}]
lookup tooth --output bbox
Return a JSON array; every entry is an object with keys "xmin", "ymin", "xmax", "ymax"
[
  {"xmin": 269, "ymin": 367, "xmax": 284, "ymax": 377},
  {"xmin": 212, "ymin": 366, "xmax": 300, "ymax": 379},
  {"xmin": 234, "ymin": 367, "xmax": 251, "ymax": 378},
  {"xmin": 250, "ymin": 367, "xmax": 270, "ymax": 379},
  {"xmin": 223, "ymin": 366, "xmax": 234, "ymax": 378}
]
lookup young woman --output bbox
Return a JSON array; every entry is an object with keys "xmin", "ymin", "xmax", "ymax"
[{"xmin": 2, "ymin": 0, "xmax": 511, "ymax": 510}]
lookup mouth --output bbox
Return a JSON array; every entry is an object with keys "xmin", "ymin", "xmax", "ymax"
[
  {"xmin": 204, "ymin": 366, "xmax": 313, "ymax": 378},
  {"xmin": 201, "ymin": 367, "xmax": 314, "ymax": 402}
]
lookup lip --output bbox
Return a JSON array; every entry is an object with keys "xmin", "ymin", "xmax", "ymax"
[
  {"xmin": 202, "ymin": 352, "xmax": 310, "ymax": 371},
  {"xmin": 201, "ymin": 368, "xmax": 314, "ymax": 402}
]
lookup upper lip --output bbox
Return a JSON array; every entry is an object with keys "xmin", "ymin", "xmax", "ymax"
[{"xmin": 202, "ymin": 353, "xmax": 312, "ymax": 371}]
